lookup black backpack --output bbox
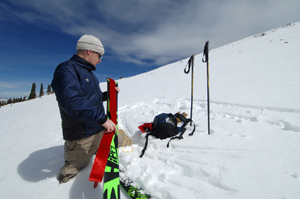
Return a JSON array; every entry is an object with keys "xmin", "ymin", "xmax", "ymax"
[{"xmin": 140, "ymin": 113, "xmax": 196, "ymax": 158}]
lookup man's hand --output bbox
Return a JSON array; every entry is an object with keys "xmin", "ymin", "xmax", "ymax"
[
  {"xmin": 102, "ymin": 119, "xmax": 117, "ymax": 134},
  {"xmin": 115, "ymin": 87, "xmax": 120, "ymax": 93}
]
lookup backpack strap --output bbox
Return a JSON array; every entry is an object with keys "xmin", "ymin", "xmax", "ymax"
[
  {"xmin": 166, "ymin": 127, "xmax": 186, "ymax": 147},
  {"xmin": 175, "ymin": 113, "xmax": 196, "ymax": 136},
  {"xmin": 140, "ymin": 132, "xmax": 155, "ymax": 158},
  {"xmin": 167, "ymin": 113, "xmax": 178, "ymax": 126},
  {"xmin": 166, "ymin": 114, "xmax": 196, "ymax": 148},
  {"xmin": 175, "ymin": 113, "xmax": 189, "ymax": 125}
]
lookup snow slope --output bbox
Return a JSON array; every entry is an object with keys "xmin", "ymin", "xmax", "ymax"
[{"xmin": 1, "ymin": 22, "xmax": 300, "ymax": 199}]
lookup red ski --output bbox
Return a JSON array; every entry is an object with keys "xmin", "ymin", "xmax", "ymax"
[{"xmin": 89, "ymin": 78, "xmax": 118, "ymax": 186}]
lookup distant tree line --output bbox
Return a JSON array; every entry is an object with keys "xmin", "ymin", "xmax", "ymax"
[{"xmin": 0, "ymin": 82, "xmax": 54, "ymax": 108}]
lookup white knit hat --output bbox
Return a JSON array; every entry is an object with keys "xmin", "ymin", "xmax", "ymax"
[{"xmin": 76, "ymin": 35, "xmax": 105, "ymax": 54}]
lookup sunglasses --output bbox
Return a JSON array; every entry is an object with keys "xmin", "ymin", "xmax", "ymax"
[{"xmin": 94, "ymin": 51, "xmax": 103, "ymax": 60}]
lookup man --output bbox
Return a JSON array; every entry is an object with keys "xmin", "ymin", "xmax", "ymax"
[{"xmin": 51, "ymin": 35, "xmax": 125, "ymax": 183}]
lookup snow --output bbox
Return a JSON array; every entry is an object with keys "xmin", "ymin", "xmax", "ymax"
[{"xmin": 1, "ymin": 22, "xmax": 300, "ymax": 199}]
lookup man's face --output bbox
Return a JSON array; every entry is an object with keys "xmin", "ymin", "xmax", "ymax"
[{"xmin": 90, "ymin": 51, "xmax": 102, "ymax": 67}]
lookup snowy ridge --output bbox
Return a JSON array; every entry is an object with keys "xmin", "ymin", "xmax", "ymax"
[
  {"xmin": 1, "ymin": 22, "xmax": 300, "ymax": 199},
  {"xmin": 0, "ymin": 97, "xmax": 8, "ymax": 102}
]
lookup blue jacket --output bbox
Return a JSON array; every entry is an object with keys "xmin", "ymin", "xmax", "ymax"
[{"xmin": 51, "ymin": 55, "xmax": 107, "ymax": 141}]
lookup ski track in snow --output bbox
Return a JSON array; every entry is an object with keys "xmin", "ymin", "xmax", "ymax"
[
  {"xmin": 117, "ymin": 96, "xmax": 300, "ymax": 198},
  {"xmin": 2, "ymin": 94, "xmax": 299, "ymax": 199}
]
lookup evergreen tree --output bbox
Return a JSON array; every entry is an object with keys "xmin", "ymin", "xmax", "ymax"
[
  {"xmin": 28, "ymin": 83, "xmax": 37, "ymax": 100},
  {"xmin": 0, "ymin": 100, "xmax": 5, "ymax": 107},
  {"xmin": 39, "ymin": 83, "xmax": 44, "ymax": 97},
  {"xmin": 46, "ymin": 84, "xmax": 52, "ymax": 95}
]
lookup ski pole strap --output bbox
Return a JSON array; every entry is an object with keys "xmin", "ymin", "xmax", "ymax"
[
  {"xmin": 140, "ymin": 132, "xmax": 155, "ymax": 158},
  {"xmin": 202, "ymin": 41, "xmax": 209, "ymax": 63},
  {"xmin": 184, "ymin": 55, "xmax": 195, "ymax": 74}
]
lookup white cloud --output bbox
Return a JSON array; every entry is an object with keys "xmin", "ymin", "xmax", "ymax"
[
  {"xmin": 0, "ymin": 92, "xmax": 28, "ymax": 98},
  {"xmin": 0, "ymin": 81, "xmax": 17, "ymax": 89},
  {"xmin": 1, "ymin": 0, "xmax": 299, "ymax": 66}
]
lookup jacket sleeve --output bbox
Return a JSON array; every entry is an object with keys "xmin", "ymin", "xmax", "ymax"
[
  {"xmin": 51, "ymin": 64, "xmax": 107, "ymax": 125},
  {"xmin": 102, "ymin": 91, "xmax": 108, "ymax": 102}
]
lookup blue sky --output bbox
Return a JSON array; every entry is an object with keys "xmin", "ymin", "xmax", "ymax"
[{"xmin": 0, "ymin": 0, "xmax": 299, "ymax": 98}]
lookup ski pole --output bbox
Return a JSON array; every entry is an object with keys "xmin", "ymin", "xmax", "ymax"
[
  {"xmin": 184, "ymin": 54, "xmax": 195, "ymax": 126},
  {"xmin": 202, "ymin": 41, "xmax": 210, "ymax": 135}
]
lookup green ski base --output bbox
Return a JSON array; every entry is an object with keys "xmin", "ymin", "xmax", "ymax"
[
  {"xmin": 120, "ymin": 170, "xmax": 151, "ymax": 199},
  {"xmin": 103, "ymin": 78, "xmax": 120, "ymax": 199}
]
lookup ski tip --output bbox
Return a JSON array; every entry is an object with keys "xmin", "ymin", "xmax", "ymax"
[{"xmin": 107, "ymin": 78, "xmax": 118, "ymax": 84}]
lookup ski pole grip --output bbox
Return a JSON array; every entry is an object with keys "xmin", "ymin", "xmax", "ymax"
[{"xmin": 202, "ymin": 41, "xmax": 209, "ymax": 63}]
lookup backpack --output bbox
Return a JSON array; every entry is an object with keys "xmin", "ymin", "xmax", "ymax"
[{"xmin": 140, "ymin": 113, "xmax": 196, "ymax": 158}]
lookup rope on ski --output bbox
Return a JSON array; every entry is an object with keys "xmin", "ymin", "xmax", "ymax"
[{"xmin": 118, "ymin": 127, "xmax": 133, "ymax": 153}]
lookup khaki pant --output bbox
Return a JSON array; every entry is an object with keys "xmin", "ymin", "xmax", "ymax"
[{"xmin": 60, "ymin": 130, "xmax": 128, "ymax": 176}]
